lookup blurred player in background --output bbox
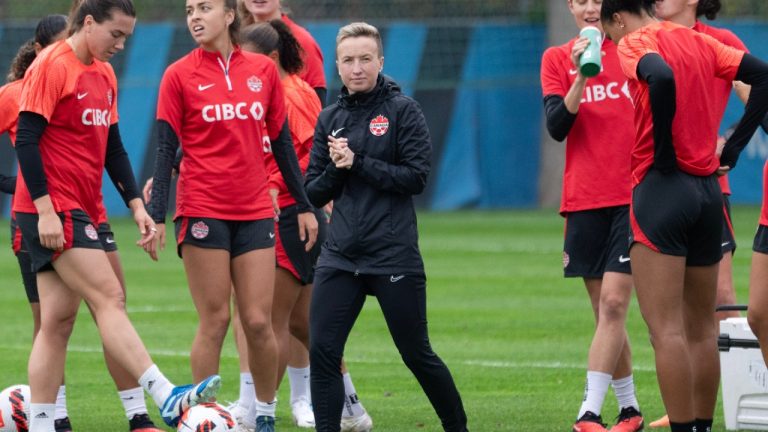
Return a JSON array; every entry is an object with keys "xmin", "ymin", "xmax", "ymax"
[
  {"xmin": 649, "ymin": 0, "xmax": 750, "ymax": 426},
  {"xmin": 601, "ymin": 0, "xmax": 768, "ymax": 430},
  {"xmin": 239, "ymin": 0, "xmax": 327, "ymax": 103},
  {"xmin": 13, "ymin": 1, "xmax": 222, "ymax": 430},
  {"xmin": 147, "ymin": 0, "xmax": 315, "ymax": 431},
  {"xmin": 540, "ymin": 1, "xmax": 643, "ymax": 430}
]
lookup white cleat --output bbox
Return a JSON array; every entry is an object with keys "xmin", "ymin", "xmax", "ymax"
[
  {"xmin": 291, "ymin": 397, "xmax": 315, "ymax": 428},
  {"xmin": 227, "ymin": 400, "xmax": 254, "ymax": 432},
  {"xmin": 340, "ymin": 409, "xmax": 373, "ymax": 432}
]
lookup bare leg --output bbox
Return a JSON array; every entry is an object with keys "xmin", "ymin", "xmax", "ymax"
[
  {"xmin": 182, "ymin": 246, "xmax": 232, "ymax": 381},
  {"xmin": 715, "ymin": 252, "xmax": 740, "ymax": 321},
  {"xmin": 631, "ymin": 244, "xmax": 693, "ymax": 423},
  {"xmin": 273, "ymin": 268, "xmax": 305, "ymax": 386},
  {"xmin": 585, "ymin": 273, "xmax": 634, "ymax": 378}
]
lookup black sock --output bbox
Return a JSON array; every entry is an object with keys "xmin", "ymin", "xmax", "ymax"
[
  {"xmin": 670, "ymin": 421, "xmax": 697, "ymax": 432},
  {"xmin": 695, "ymin": 418, "xmax": 713, "ymax": 432}
]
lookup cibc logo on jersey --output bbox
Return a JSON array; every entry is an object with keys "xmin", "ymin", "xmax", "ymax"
[
  {"xmin": 81, "ymin": 109, "xmax": 111, "ymax": 127},
  {"xmin": 202, "ymin": 102, "xmax": 264, "ymax": 123},
  {"xmin": 580, "ymin": 81, "xmax": 631, "ymax": 104}
]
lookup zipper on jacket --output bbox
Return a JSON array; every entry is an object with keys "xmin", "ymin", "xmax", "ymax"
[
  {"xmin": 217, "ymin": 52, "xmax": 233, "ymax": 91},
  {"xmin": 354, "ymin": 269, "xmax": 359, "ymax": 277}
]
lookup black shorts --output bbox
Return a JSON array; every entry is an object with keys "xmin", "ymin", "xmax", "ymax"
[
  {"xmin": 98, "ymin": 222, "xmax": 118, "ymax": 252},
  {"xmin": 630, "ymin": 168, "xmax": 723, "ymax": 266},
  {"xmin": 563, "ymin": 205, "xmax": 631, "ymax": 278},
  {"xmin": 174, "ymin": 217, "xmax": 275, "ymax": 258},
  {"xmin": 721, "ymin": 195, "xmax": 736, "ymax": 254},
  {"xmin": 275, "ymin": 205, "xmax": 326, "ymax": 284},
  {"xmin": 754, "ymin": 225, "xmax": 768, "ymax": 254},
  {"xmin": 10, "ymin": 217, "xmax": 38, "ymax": 303},
  {"xmin": 15, "ymin": 209, "xmax": 103, "ymax": 273}
]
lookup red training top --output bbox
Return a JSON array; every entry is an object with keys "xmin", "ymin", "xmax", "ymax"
[
  {"xmin": 617, "ymin": 21, "xmax": 744, "ymax": 185},
  {"xmin": 693, "ymin": 20, "xmax": 748, "ymax": 195},
  {"xmin": 541, "ymin": 36, "xmax": 634, "ymax": 214},
  {"xmin": 157, "ymin": 47, "xmax": 287, "ymax": 221},
  {"xmin": 266, "ymin": 73, "xmax": 321, "ymax": 209},
  {"xmin": 0, "ymin": 80, "xmax": 23, "ymax": 144},
  {"xmin": 283, "ymin": 14, "xmax": 327, "ymax": 90},
  {"xmin": 14, "ymin": 40, "xmax": 118, "ymax": 225}
]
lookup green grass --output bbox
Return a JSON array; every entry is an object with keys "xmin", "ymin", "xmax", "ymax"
[{"xmin": 0, "ymin": 207, "xmax": 762, "ymax": 431}]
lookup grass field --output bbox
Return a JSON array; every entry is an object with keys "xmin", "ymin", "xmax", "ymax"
[{"xmin": 0, "ymin": 207, "xmax": 762, "ymax": 431}]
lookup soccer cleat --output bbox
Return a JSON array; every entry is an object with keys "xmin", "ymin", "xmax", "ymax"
[
  {"xmin": 54, "ymin": 417, "xmax": 73, "ymax": 432},
  {"xmin": 226, "ymin": 400, "xmax": 249, "ymax": 426},
  {"xmin": 159, "ymin": 375, "xmax": 221, "ymax": 427},
  {"xmin": 573, "ymin": 411, "xmax": 608, "ymax": 432},
  {"xmin": 291, "ymin": 397, "xmax": 315, "ymax": 428},
  {"xmin": 648, "ymin": 414, "xmax": 669, "ymax": 428},
  {"xmin": 255, "ymin": 415, "xmax": 275, "ymax": 432},
  {"xmin": 128, "ymin": 413, "xmax": 164, "ymax": 431},
  {"xmin": 609, "ymin": 407, "xmax": 644, "ymax": 432},
  {"xmin": 340, "ymin": 409, "xmax": 373, "ymax": 432}
]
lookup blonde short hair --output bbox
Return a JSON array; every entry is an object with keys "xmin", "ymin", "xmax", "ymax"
[{"xmin": 336, "ymin": 22, "xmax": 383, "ymax": 58}]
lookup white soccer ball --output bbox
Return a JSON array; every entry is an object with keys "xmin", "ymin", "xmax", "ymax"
[
  {"xmin": 0, "ymin": 384, "xmax": 30, "ymax": 432},
  {"xmin": 177, "ymin": 402, "xmax": 235, "ymax": 432}
]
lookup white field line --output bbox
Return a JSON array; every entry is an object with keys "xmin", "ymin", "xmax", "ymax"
[{"xmin": 0, "ymin": 343, "xmax": 655, "ymax": 372}]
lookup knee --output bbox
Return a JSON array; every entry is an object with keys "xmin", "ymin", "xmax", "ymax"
[
  {"xmin": 41, "ymin": 311, "xmax": 77, "ymax": 342},
  {"xmin": 599, "ymin": 293, "xmax": 629, "ymax": 323},
  {"xmin": 748, "ymin": 310, "xmax": 768, "ymax": 339},
  {"xmin": 198, "ymin": 308, "xmax": 231, "ymax": 339},
  {"xmin": 289, "ymin": 318, "xmax": 309, "ymax": 345},
  {"xmin": 309, "ymin": 342, "xmax": 342, "ymax": 373},
  {"xmin": 241, "ymin": 313, "xmax": 271, "ymax": 340}
]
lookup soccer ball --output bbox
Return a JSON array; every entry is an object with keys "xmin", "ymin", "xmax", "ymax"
[
  {"xmin": 0, "ymin": 384, "xmax": 30, "ymax": 432},
  {"xmin": 177, "ymin": 403, "xmax": 235, "ymax": 432}
]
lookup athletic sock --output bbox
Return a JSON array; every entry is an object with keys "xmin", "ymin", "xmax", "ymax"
[
  {"xmin": 288, "ymin": 366, "xmax": 311, "ymax": 404},
  {"xmin": 238, "ymin": 372, "xmax": 255, "ymax": 411},
  {"xmin": 29, "ymin": 403, "xmax": 55, "ymax": 432},
  {"xmin": 695, "ymin": 418, "xmax": 713, "ymax": 432},
  {"xmin": 670, "ymin": 421, "xmax": 696, "ymax": 432},
  {"xmin": 577, "ymin": 371, "xmax": 611, "ymax": 419},
  {"xmin": 611, "ymin": 375, "xmax": 640, "ymax": 410},
  {"xmin": 254, "ymin": 399, "xmax": 277, "ymax": 418},
  {"xmin": 138, "ymin": 364, "xmax": 174, "ymax": 408},
  {"xmin": 54, "ymin": 385, "xmax": 67, "ymax": 420},
  {"xmin": 118, "ymin": 386, "xmax": 148, "ymax": 420},
  {"xmin": 342, "ymin": 372, "xmax": 365, "ymax": 418}
]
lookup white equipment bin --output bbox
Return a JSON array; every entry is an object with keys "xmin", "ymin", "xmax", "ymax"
[{"xmin": 720, "ymin": 317, "xmax": 768, "ymax": 430}]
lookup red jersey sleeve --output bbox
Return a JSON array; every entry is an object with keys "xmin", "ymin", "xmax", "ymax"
[
  {"xmin": 618, "ymin": 29, "xmax": 660, "ymax": 81},
  {"xmin": 0, "ymin": 82, "xmax": 20, "ymax": 137},
  {"xmin": 265, "ymin": 63, "xmax": 287, "ymax": 141},
  {"xmin": 106, "ymin": 64, "xmax": 119, "ymax": 124},
  {"xmin": 701, "ymin": 33, "xmax": 745, "ymax": 82},
  {"xmin": 19, "ymin": 56, "xmax": 68, "ymax": 121},
  {"xmin": 156, "ymin": 65, "xmax": 185, "ymax": 136},
  {"xmin": 540, "ymin": 46, "xmax": 568, "ymax": 97}
]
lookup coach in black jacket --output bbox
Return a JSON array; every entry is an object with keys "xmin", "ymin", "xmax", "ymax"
[{"xmin": 305, "ymin": 22, "xmax": 468, "ymax": 432}]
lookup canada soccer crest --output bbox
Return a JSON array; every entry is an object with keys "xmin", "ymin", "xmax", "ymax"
[
  {"xmin": 247, "ymin": 76, "xmax": 263, "ymax": 92},
  {"xmin": 85, "ymin": 224, "xmax": 98, "ymax": 240},
  {"xmin": 369, "ymin": 114, "xmax": 389, "ymax": 136},
  {"xmin": 562, "ymin": 251, "xmax": 570, "ymax": 268},
  {"xmin": 191, "ymin": 221, "xmax": 210, "ymax": 239}
]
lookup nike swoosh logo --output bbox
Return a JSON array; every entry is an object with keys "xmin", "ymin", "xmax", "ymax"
[
  {"xmin": 269, "ymin": 232, "xmax": 275, "ymax": 239},
  {"xmin": 106, "ymin": 238, "xmax": 116, "ymax": 244},
  {"xmin": 569, "ymin": 68, "xmax": 578, "ymax": 75},
  {"xmin": 198, "ymin": 83, "xmax": 215, "ymax": 91},
  {"xmin": 722, "ymin": 241, "xmax": 731, "ymax": 247},
  {"xmin": 390, "ymin": 275, "xmax": 405, "ymax": 283},
  {"xmin": 618, "ymin": 255, "xmax": 630, "ymax": 263},
  {"xmin": 121, "ymin": 396, "xmax": 135, "ymax": 400},
  {"xmin": 331, "ymin": 127, "xmax": 345, "ymax": 137},
  {"xmin": 77, "ymin": 92, "xmax": 88, "ymax": 100}
]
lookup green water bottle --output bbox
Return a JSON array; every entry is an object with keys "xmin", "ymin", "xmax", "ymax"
[{"xmin": 579, "ymin": 26, "xmax": 603, "ymax": 77}]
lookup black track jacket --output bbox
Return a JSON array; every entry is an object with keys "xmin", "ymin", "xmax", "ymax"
[{"xmin": 305, "ymin": 75, "xmax": 430, "ymax": 275}]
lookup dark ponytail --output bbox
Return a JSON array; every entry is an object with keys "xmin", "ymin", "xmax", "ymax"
[
  {"xmin": 696, "ymin": 0, "xmax": 721, "ymax": 20},
  {"xmin": 7, "ymin": 14, "xmax": 67, "ymax": 82},
  {"xmin": 68, "ymin": 0, "xmax": 135, "ymax": 36},
  {"xmin": 240, "ymin": 19, "xmax": 304, "ymax": 75},
  {"xmin": 601, "ymin": 0, "xmax": 656, "ymax": 22}
]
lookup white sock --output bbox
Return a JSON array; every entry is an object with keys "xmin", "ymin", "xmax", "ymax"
[
  {"xmin": 118, "ymin": 386, "xmax": 148, "ymax": 420},
  {"xmin": 29, "ymin": 403, "xmax": 55, "ymax": 432},
  {"xmin": 612, "ymin": 375, "xmax": 640, "ymax": 411},
  {"xmin": 138, "ymin": 364, "xmax": 174, "ymax": 408},
  {"xmin": 238, "ymin": 372, "xmax": 255, "ymax": 410},
  {"xmin": 288, "ymin": 366, "xmax": 311, "ymax": 404},
  {"xmin": 342, "ymin": 372, "xmax": 365, "ymax": 418},
  {"xmin": 54, "ymin": 385, "xmax": 67, "ymax": 420},
  {"xmin": 254, "ymin": 399, "xmax": 277, "ymax": 418},
  {"xmin": 577, "ymin": 371, "xmax": 612, "ymax": 419}
]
